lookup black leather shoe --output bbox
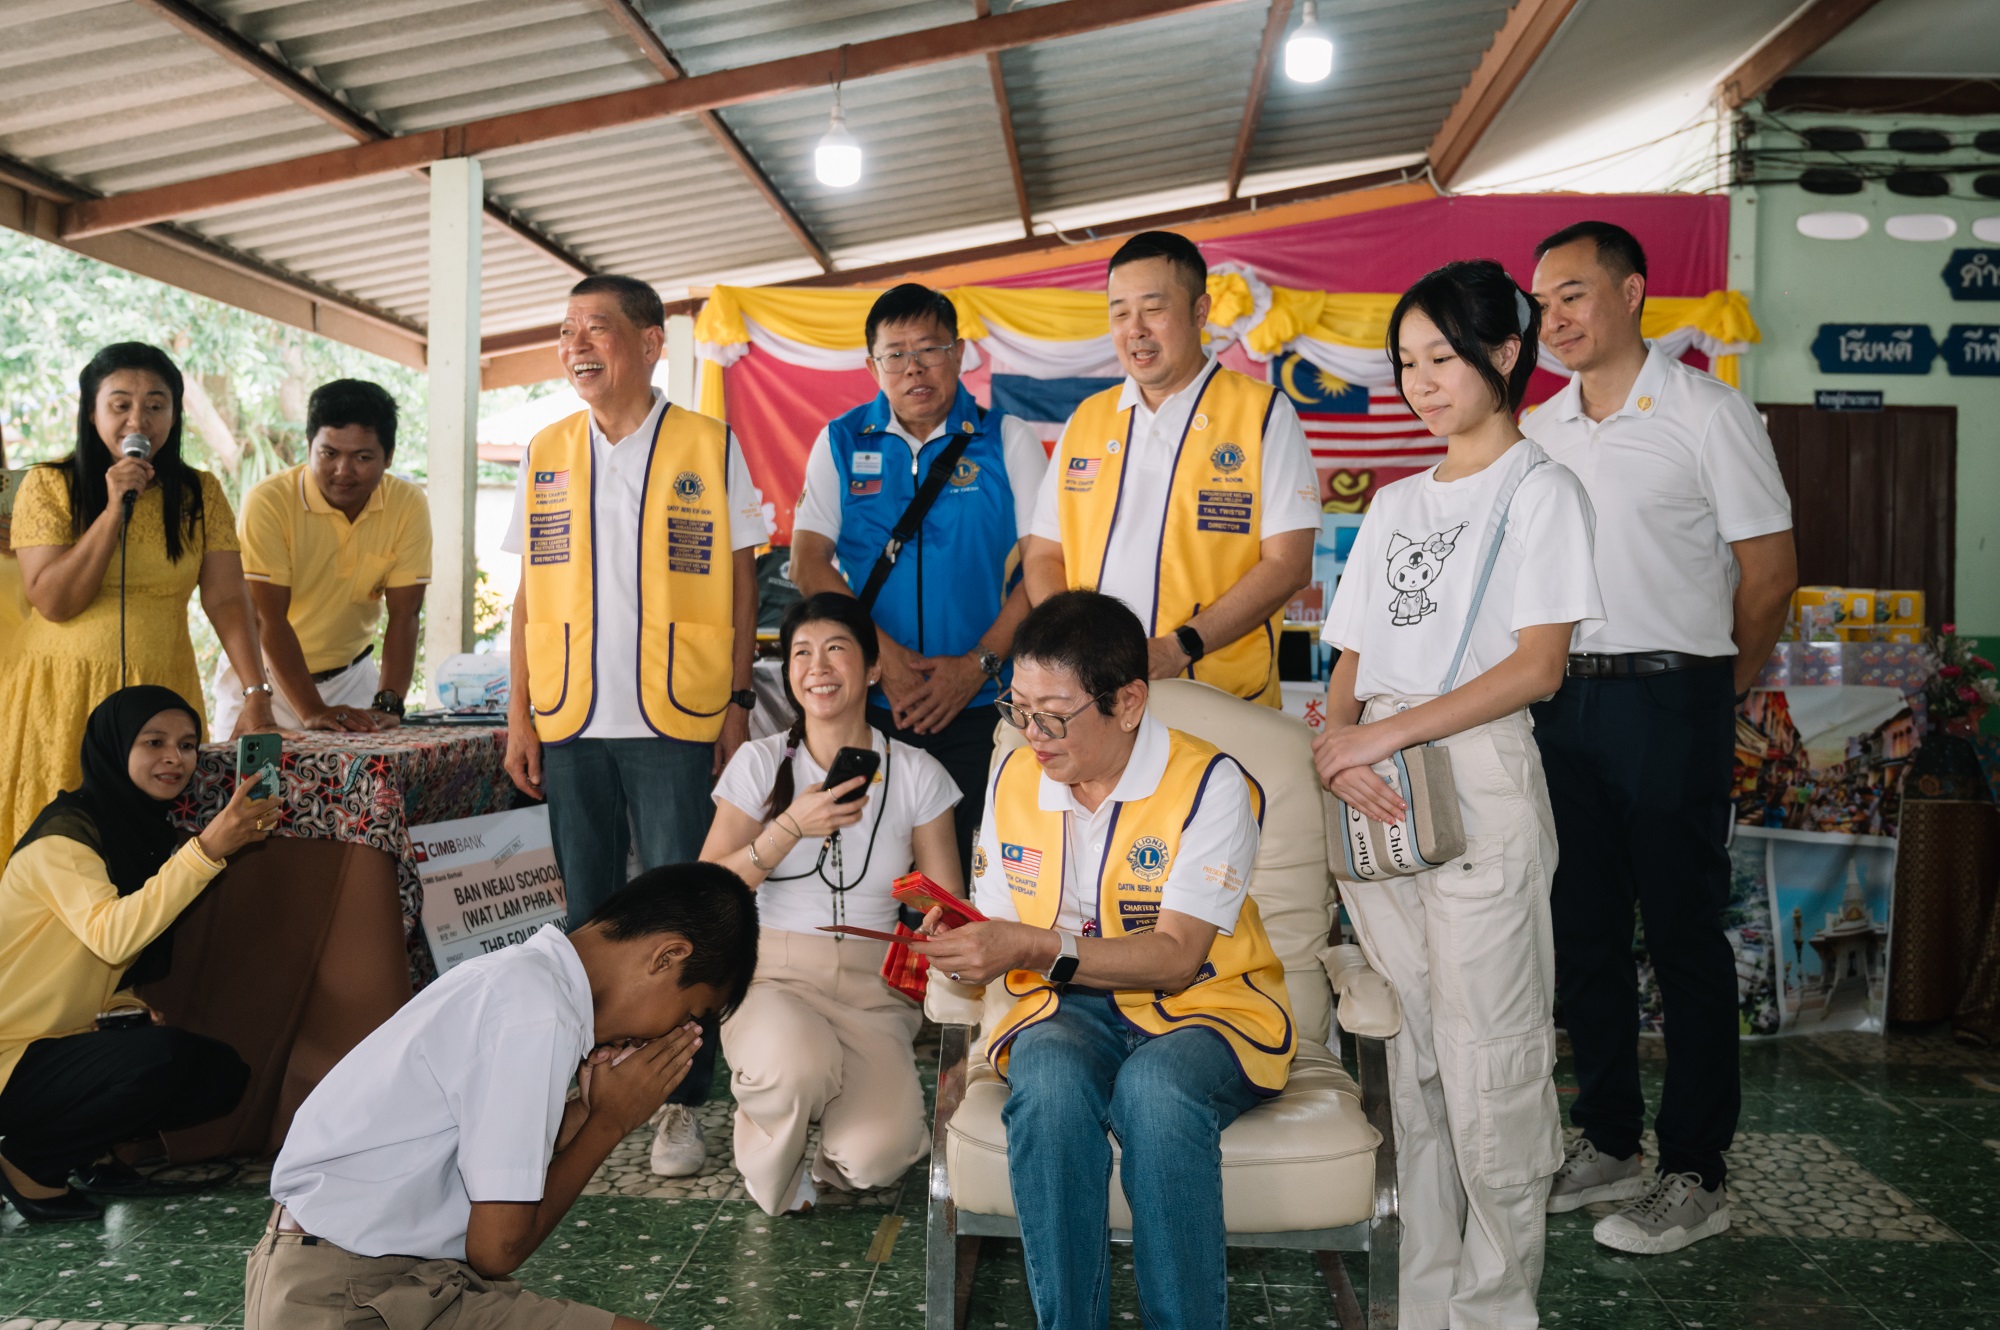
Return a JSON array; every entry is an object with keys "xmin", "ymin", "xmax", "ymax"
[
  {"xmin": 71, "ymin": 1159, "xmax": 153, "ymax": 1196},
  {"xmin": 0, "ymin": 1167, "xmax": 104, "ymax": 1223}
]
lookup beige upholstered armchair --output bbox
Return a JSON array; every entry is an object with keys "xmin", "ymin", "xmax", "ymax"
[{"xmin": 922, "ymin": 679, "xmax": 1404, "ymax": 1329}]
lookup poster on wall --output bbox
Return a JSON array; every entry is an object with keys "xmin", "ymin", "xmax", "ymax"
[
  {"xmin": 1741, "ymin": 824, "xmax": 1895, "ymax": 1036},
  {"xmin": 414, "ymin": 805, "xmax": 568, "ymax": 973}
]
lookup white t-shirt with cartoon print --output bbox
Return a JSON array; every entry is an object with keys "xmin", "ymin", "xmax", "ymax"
[{"xmin": 1321, "ymin": 440, "xmax": 1604, "ymax": 702}]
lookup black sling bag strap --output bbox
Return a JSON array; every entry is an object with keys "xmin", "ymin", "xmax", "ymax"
[{"xmin": 855, "ymin": 426, "xmax": 977, "ymax": 612}]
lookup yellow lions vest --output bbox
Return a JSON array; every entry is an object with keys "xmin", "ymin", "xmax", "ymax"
[
  {"xmin": 982, "ymin": 727, "xmax": 1295, "ymax": 1096},
  {"xmin": 520, "ymin": 406, "xmax": 735, "ymax": 745},
  {"xmin": 1056, "ymin": 365, "xmax": 1284, "ymax": 706}
]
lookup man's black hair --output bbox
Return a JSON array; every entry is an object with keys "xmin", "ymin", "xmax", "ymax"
[
  {"xmin": 570, "ymin": 273, "xmax": 667, "ymax": 330},
  {"xmin": 584, "ymin": 863, "xmax": 760, "ymax": 1018},
  {"xmin": 865, "ymin": 283, "xmax": 958, "ymax": 353},
  {"xmin": 1533, "ymin": 220, "xmax": 1649, "ymax": 282},
  {"xmin": 1012, "ymin": 590, "xmax": 1147, "ymax": 717},
  {"xmin": 1107, "ymin": 230, "xmax": 1207, "ymax": 306},
  {"xmin": 306, "ymin": 379, "xmax": 400, "ymax": 458},
  {"xmin": 1387, "ymin": 259, "xmax": 1541, "ymax": 414}
]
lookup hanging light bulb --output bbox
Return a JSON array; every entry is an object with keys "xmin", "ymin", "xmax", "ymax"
[
  {"xmin": 815, "ymin": 88, "xmax": 862, "ymax": 188},
  {"xmin": 1284, "ymin": 0, "xmax": 1334, "ymax": 84}
]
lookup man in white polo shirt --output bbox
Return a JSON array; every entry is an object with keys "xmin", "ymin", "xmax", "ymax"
[
  {"xmin": 251, "ymin": 865, "xmax": 757, "ymax": 1330},
  {"xmin": 1523, "ymin": 221, "xmax": 1797, "ymax": 1256},
  {"xmin": 1021, "ymin": 231, "xmax": 1318, "ymax": 705}
]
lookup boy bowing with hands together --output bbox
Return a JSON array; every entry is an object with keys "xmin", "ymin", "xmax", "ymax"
[{"xmin": 248, "ymin": 864, "xmax": 759, "ymax": 1330}]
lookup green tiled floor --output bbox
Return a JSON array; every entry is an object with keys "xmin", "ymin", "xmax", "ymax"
[{"xmin": 4, "ymin": 1027, "xmax": 1999, "ymax": 1329}]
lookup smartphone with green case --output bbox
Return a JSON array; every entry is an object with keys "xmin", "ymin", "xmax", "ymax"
[{"xmin": 235, "ymin": 732, "xmax": 282, "ymax": 800}]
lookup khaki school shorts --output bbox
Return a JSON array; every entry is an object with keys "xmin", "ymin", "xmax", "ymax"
[{"xmin": 245, "ymin": 1206, "xmax": 617, "ymax": 1330}]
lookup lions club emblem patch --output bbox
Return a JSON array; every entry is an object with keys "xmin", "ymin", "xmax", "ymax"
[
  {"xmin": 672, "ymin": 470, "xmax": 705, "ymax": 502},
  {"xmin": 949, "ymin": 458, "xmax": 980, "ymax": 487},
  {"xmin": 1210, "ymin": 441, "xmax": 1245, "ymax": 474},
  {"xmin": 1126, "ymin": 836, "xmax": 1170, "ymax": 882},
  {"xmin": 972, "ymin": 845, "xmax": 988, "ymax": 879}
]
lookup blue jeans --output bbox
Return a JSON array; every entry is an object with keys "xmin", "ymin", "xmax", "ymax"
[
  {"xmin": 542, "ymin": 736, "xmax": 717, "ymax": 1105},
  {"xmin": 1001, "ymin": 991, "xmax": 1262, "ymax": 1330}
]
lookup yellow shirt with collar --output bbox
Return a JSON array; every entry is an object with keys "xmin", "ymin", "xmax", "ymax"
[
  {"xmin": 239, "ymin": 465, "xmax": 433, "ymax": 675},
  {"xmin": 0, "ymin": 836, "xmax": 224, "ymax": 1095}
]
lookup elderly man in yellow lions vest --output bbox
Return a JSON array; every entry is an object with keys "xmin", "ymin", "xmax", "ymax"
[{"xmin": 1021, "ymin": 230, "xmax": 1319, "ymax": 706}]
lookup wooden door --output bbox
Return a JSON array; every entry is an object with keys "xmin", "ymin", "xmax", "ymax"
[{"xmin": 1759, "ymin": 404, "xmax": 1956, "ymax": 625}]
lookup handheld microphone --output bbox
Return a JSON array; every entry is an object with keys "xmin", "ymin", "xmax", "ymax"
[{"xmin": 119, "ymin": 433, "xmax": 150, "ymax": 517}]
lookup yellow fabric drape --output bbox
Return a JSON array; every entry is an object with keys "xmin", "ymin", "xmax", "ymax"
[{"xmin": 692, "ymin": 283, "xmax": 1761, "ymax": 418}]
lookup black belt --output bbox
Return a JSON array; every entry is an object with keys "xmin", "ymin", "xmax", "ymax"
[
  {"xmin": 309, "ymin": 644, "xmax": 374, "ymax": 684},
  {"xmin": 1565, "ymin": 651, "xmax": 1732, "ymax": 679}
]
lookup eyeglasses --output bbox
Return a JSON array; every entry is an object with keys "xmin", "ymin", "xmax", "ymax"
[
  {"xmin": 996, "ymin": 691, "xmax": 1112, "ymax": 740},
  {"xmin": 870, "ymin": 344, "xmax": 957, "ymax": 372}
]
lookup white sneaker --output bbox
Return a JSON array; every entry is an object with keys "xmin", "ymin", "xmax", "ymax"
[
  {"xmin": 1547, "ymin": 1136, "xmax": 1650, "ymax": 1214},
  {"xmin": 1593, "ymin": 1171, "xmax": 1730, "ymax": 1255},
  {"xmin": 648, "ymin": 1104, "xmax": 707, "ymax": 1177}
]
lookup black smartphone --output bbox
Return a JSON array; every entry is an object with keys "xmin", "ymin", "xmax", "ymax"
[
  {"xmin": 236, "ymin": 732, "xmax": 282, "ymax": 800},
  {"xmin": 96, "ymin": 1008, "xmax": 151, "ymax": 1031},
  {"xmin": 822, "ymin": 746, "xmax": 881, "ymax": 803}
]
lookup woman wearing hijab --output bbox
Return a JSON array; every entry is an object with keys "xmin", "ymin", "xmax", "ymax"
[
  {"xmin": 0, "ymin": 685, "xmax": 278, "ymax": 1223},
  {"xmin": 0, "ymin": 342, "xmax": 276, "ymax": 858}
]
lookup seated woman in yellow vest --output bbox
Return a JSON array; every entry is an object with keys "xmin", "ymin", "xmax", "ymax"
[
  {"xmin": 912, "ymin": 589, "xmax": 1293, "ymax": 1330},
  {"xmin": 700, "ymin": 593, "xmax": 962, "ymax": 1215}
]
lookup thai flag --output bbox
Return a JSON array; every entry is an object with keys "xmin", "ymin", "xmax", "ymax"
[
  {"xmin": 1001, "ymin": 843, "xmax": 1043, "ymax": 877},
  {"xmin": 533, "ymin": 469, "xmax": 570, "ymax": 490},
  {"xmin": 1272, "ymin": 352, "xmax": 1443, "ymax": 511},
  {"xmin": 991, "ymin": 374, "xmax": 1122, "ymax": 452}
]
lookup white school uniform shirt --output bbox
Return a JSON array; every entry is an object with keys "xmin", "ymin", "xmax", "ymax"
[
  {"xmin": 269, "ymin": 925, "xmax": 592, "ymax": 1261},
  {"xmin": 1519, "ymin": 342, "xmax": 1792, "ymax": 657},
  {"xmin": 712, "ymin": 728, "xmax": 961, "ymax": 933},
  {"xmin": 793, "ymin": 410, "xmax": 1049, "ymax": 545},
  {"xmin": 1028, "ymin": 357, "xmax": 1322, "ymax": 623},
  {"xmin": 1322, "ymin": 440, "xmax": 1603, "ymax": 703},
  {"xmin": 501, "ymin": 390, "xmax": 769, "ymax": 739},
  {"xmin": 970, "ymin": 711, "xmax": 1260, "ymax": 937}
]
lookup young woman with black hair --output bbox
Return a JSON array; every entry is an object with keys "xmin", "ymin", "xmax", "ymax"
[
  {"xmin": 0, "ymin": 343, "xmax": 275, "ymax": 859},
  {"xmin": 1314, "ymin": 260, "xmax": 1605, "ymax": 1328},
  {"xmin": 699, "ymin": 592, "xmax": 962, "ymax": 1214}
]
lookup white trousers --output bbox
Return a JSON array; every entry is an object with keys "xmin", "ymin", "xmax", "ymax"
[
  {"xmin": 720, "ymin": 928, "xmax": 928, "ymax": 1216},
  {"xmin": 212, "ymin": 655, "xmax": 380, "ymax": 734},
  {"xmin": 1340, "ymin": 700, "xmax": 1564, "ymax": 1330}
]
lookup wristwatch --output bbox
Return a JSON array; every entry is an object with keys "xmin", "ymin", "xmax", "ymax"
[
  {"xmin": 1043, "ymin": 930, "xmax": 1080, "ymax": 986},
  {"xmin": 1173, "ymin": 623, "xmax": 1206, "ymax": 665},
  {"xmin": 974, "ymin": 647, "xmax": 1003, "ymax": 680},
  {"xmin": 241, "ymin": 682, "xmax": 273, "ymax": 700},
  {"xmin": 730, "ymin": 689, "xmax": 758, "ymax": 713},
  {"xmin": 372, "ymin": 689, "xmax": 405, "ymax": 718}
]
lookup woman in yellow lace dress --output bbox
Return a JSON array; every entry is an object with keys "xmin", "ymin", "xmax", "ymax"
[{"xmin": 0, "ymin": 343, "xmax": 276, "ymax": 859}]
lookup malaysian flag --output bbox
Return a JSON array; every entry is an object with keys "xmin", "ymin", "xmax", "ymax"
[
  {"xmin": 1272, "ymin": 353, "xmax": 1443, "ymax": 513},
  {"xmin": 1066, "ymin": 456, "xmax": 1101, "ymax": 481},
  {"xmin": 1000, "ymin": 843, "xmax": 1043, "ymax": 877},
  {"xmin": 533, "ymin": 469, "xmax": 570, "ymax": 491}
]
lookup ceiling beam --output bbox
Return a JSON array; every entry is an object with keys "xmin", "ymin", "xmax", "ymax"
[
  {"xmin": 1719, "ymin": 0, "xmax": 1890, "ymax": 109},
  {"xmin": 974, "ymin": 0, "xmax": 1035, "ymax": 236},
  {"xmin": 1225, "ymin": 0, "xmax": 1293, "ymax": 200},
  {"xmin": 61, "ymin": 0, "xmax": 1239, "ymax": 242},
  {"xmin": 592, "ymin": 0, "xmax": 832, "ymax": 271},
  {"xmin": 1425, "ymin": 0, "xmax": 1579, "ymax": 187},
  {"xmin": 126, "ymin": 0, "xmax": 593, "ymax": 277}
]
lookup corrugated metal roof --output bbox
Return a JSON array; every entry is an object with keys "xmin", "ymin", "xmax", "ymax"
[{"xmin": 0, "ymin": 0, "xmax": 1519, "ymax": 348}]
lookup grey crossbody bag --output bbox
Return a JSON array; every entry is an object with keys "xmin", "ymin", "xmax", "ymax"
[{"xmin": 1337, "ymin": 456, "xmax": 1544, "ymax": 882}]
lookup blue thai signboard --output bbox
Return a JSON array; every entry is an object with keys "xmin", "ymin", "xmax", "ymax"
[
  {"xmin": 1941, "ymin": 324, "xmax": 2000, "ymax": 376},
  {"xmin": 1809, "ymin": 324, "xmax": 1938, "ymax": 375},
  {"xmin": 1943, "ymin": 249, "xmax": 2000, "ymax": 301}
]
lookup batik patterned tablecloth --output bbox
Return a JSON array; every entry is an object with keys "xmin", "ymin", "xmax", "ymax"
[{"xmin": 170, "ymin": 726, "xmax": 514, "ymax": 986}]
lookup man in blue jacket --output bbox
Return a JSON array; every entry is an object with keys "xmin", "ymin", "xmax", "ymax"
[{"xmin": 790, "ymin": 284, "xmax": 1048, "ymax": 874}]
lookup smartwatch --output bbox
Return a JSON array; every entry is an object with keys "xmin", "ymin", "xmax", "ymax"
[
  {"xmin": 730, "ymin": 689, "xmax": 758, "ymax": 712},
  {"xmin": 1173, "ymin": 623, "xmax": 1206, "ymax": 665},
  {"xmin": 372, "ymin": 689, "xmax": 405, "ymax": 718},
  {"xmin": 1043, "ymin": 930, "xmax": 1080, "ymax": 986},
  {"xmin": 974, "ymin": 647, "xmax": 1003, "ymax": 680}
]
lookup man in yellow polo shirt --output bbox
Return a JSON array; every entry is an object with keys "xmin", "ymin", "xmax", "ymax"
[
  {"xmin": 1022, "ymin": 230, "xmax": 1318, "ymax": 705},
  {"xmin": 219, "ymin": 380, "xmax": 430, "ymax": 733}
]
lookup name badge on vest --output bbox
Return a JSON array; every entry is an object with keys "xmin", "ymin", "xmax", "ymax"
[{"xmin": 852, "ymin": 451, "xmax": 883, "ymax": 476}]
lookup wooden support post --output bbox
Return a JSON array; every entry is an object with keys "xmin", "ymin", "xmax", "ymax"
[{"xmin": 424, "ymin": 158, "xmax": 483, "ymax": 696}]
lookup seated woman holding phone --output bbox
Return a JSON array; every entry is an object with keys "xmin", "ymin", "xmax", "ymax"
[
  {"xmin": 0, "ymin": 685, "xmax": 279, "ymax": 1223},
  {"xmin": 700, "ymin": 592, "xmax": 963, "ymax": 1215}
]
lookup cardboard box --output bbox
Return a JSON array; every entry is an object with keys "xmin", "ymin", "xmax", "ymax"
[
  {"xmin": 1880, "ymin": 625, "xmax": 1924, "ymax": 644},
  {"xmin": 1878, "ymin": 589, "xmax": 1924, "ymax": 626}
]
